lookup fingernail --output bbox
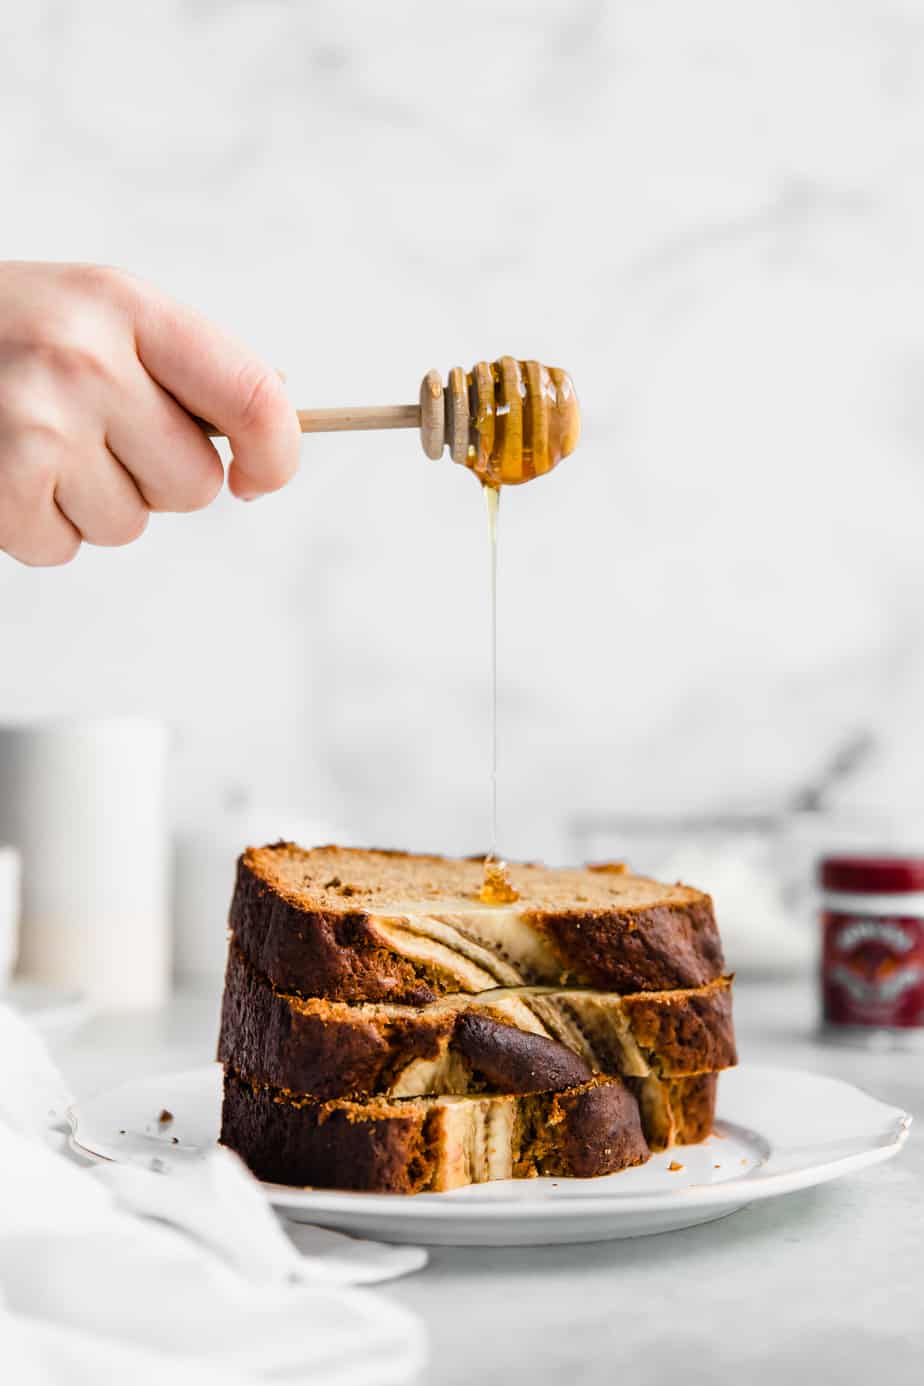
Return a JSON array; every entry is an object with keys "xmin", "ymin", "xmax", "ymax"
[{"xmin": 238, "ymin": 490, "xmax": 261, "ymax": 502}]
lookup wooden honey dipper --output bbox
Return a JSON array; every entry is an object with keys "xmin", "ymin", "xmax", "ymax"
[{"xmin": 204, "ymin": 356, "xmax": 580, "ymax": 487}]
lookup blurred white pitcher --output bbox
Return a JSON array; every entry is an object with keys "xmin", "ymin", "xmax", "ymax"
[
  {"xmin": 0, "ymin": 844, "xmax": 20, "ymax": 985},
  {"xmin": 0, "ymin": 718, "xmax": 169, "ymax": 1007}
]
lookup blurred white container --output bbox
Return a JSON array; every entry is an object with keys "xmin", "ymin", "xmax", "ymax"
[
  {"xmin": 173, "ymin": 790, "xmax": 350, "ymax": 984},
  {"xmin": 0, "ymin": 845, "xmax": 20, "ymax": 985},
  {"xmin": 571, "ymin": 812, "xmax": 814, "ymax": 978},
  {"xmin": 0, "ymin": 718, "xmax": 169, "ymax": 1008}
]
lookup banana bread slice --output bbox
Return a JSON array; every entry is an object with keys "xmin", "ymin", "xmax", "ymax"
[
  {"xmin": 230, "ymin": 843, "xmax": 725, "ymax": 1003},
  {"xmin": 219, "ymin": 1070, "xmax": 650, "ymax": 1193},
  {"xmin": 218, "ymin": 945, "xmax": 736, "ymax": 1101}
]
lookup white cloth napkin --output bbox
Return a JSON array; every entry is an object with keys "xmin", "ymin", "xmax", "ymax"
[{"xmin": 0, "ymin": 1004, "xmax": 427, "ymax": 1384}]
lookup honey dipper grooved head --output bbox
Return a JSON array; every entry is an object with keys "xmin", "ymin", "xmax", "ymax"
[{"xmin": 419, "ymin": 357, "xmax": 580, "ymax": 487}]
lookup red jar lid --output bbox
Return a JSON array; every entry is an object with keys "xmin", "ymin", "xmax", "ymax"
[{"xmin": 820, "ymin": 854, "xmax": 924, "ymax": 894}]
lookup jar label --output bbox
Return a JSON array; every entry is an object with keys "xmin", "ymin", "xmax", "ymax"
[{"xmin": 822, "ymin": 911, "xmax": 924, "ymax": 1027}]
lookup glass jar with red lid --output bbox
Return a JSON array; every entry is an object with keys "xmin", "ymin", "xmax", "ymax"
[{"xmin": 819, "ymin": 853, "xmax": 924, "ymax": 1047}]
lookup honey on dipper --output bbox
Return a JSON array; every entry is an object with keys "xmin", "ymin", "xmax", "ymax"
[{"xmin": 420, "ymin": 356, "xmax": 580, "ymax": 488}]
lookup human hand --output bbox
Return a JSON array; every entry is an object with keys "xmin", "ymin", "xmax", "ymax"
[{"xmin": 0, "ymin": 261, "xmax": 301, "ymax": 565}]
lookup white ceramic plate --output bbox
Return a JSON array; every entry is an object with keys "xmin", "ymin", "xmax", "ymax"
[{"xmin": 69, "ymin": 1063, "xmax": 910, "ymax": 1246}]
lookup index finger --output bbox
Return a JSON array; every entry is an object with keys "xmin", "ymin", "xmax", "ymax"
[{"xmin": 128, "ymin": 279, "xmax": 301, "ymax": 500}]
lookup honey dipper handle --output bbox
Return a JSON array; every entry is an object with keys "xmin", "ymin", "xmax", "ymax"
[
  {"xmin": 296, "ymin": 404, "xmax": 421, "ymax": 433},
  {"xmin": 201, "ymin": 403, "xmax": 421, "ymax": 438}
]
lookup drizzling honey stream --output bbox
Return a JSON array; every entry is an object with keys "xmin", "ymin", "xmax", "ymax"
[
  {"xmin": 466, "ymin": 358, "xmax": 580, "ymax": 905},
  {"xmin": 480, "ymin": 485, "xmax": 520, "ymax": 905}
]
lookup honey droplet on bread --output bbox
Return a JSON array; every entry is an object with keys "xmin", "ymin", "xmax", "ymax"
[{"xmin": 480, "ymin": 857, "xmax": 520, "ymax": 905}]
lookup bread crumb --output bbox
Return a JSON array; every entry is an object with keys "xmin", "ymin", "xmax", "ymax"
[
  {"xmin": 668, "ymin": 1160, "xmax": 684, "ymax": 1172},
  {"xmin": 714, "ymin": 1163, "xmax": 721, "ymax": 1169},
  {"xmin": 158, "ymin": 1109, "xmax": 173, "ymax": 1125}
]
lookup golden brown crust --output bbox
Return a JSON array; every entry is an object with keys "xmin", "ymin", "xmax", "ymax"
[
  {"xmin": 628, "ymin": 1073, "xmax": 718, "ymax": 1151},
  {"xmin": 618, "ymin": 981, "xmax": 737, "ymax": 1073},
  {"xmin": 220, "ymin": 1073, "xmax": 437, "ymax": 1194},
  {"xmin": 668, "ymin": 1073, "xmax": 717, "ymax": 1145},
  {"xmin": 242, "ymin": 842, "xmax": 709, "ymax": 915}
]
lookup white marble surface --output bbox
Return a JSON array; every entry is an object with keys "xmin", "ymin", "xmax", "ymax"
[
  {"xmin": 4, "ymin": 2, "xmax": 924, "ymax": 889},
  {"xmin": 52, "ymin": 980, "xmax": 923, "ymax": 1384}
]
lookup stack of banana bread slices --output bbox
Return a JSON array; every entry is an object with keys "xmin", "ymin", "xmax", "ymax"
[{"xmin": 218, "ymin": 844, "xmax": 736, "ymax": 1193}]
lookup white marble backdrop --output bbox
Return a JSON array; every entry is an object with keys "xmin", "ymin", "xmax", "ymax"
[{"xmin": 2, "ymin": 1, "xmax": 924, "ymax": 884}]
